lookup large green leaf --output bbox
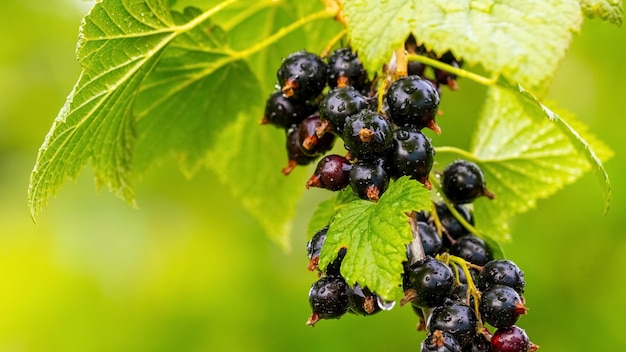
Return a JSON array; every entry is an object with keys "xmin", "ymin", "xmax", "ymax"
[
  {"xmin": 437, "ymin": 85, "xmax": 613, "ymax": 241},
  {"xmin": 342, "ymin": 0, "xmax": 582, "ymax": 91},
  {"xmin": 580, "ymin": 0, "xmax": 623, "ymax": 25},
  {"xmin": 319, "ymin": 178, "xmax": 431, "ymax": 300}
]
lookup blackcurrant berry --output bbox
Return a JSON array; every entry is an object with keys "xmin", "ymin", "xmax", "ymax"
[
  {"xmin": 327, "ymin": 48, "xmax": 368, "ymax": 91},
  {"xmin": 306, "ymin": 275, "xmax": 350, "ymax": 326},
  {"xmin": 478, "ymin": 259, "xmax": 526, "ymax": 294},
  {"xmin": 277, "ymin": 50, "xmax": 327, "ymax": 102},
  {"xmin": 464, "ymin": 333, "xmax": 493, "ymax": 352},
  {"xmin": 434, "ymin": 51, "xmax": 463, "ymax": 90},
  {"xmin": 491, "ymin": 326, "xmax": 536, "ymax": 352},
  {"xmin": 428, "ymin": 302, "xmax": 478, "ymax": 347},
  {"xmin": 306, "ymin": 154, "xmax": 352, "ymax": 191},
  {"xmin": 402, "ymin": 256, "xmax": 454, "ymax": 308},
  {"xmin": 261, "ymin": 90, "xmax": 315, "ymax": 128},
  {"xmin": 421, "ymin": 330, "xmax": 462, "ymax": 352},
  {"xmin": 282, "ymin": 124, "xmax": 316, "ymax": 175},
  {"xmin": 318, "ymin": 86, "xmax": 370, "ymax": 135},
  {"xmin": 306, "ymin": 226, "xmax": 329, "ymax": 271},
  {"xmin": 442, "ymin": 160, "xmax": 495, "ymax": 204},
  {"xmin": 388, "ymin": 126, "xmax": 435, "ymax": 188},
  {"xmin": 347, "ymin": 284, "xmax": 382, "ymax": 316},
  {"xmin": 435, "ymin": 202, "xmax": 474, "ymax": 248},
  {"xmin": 349, "ymin": 158, "xmax": 390, "ymax": 201},
  {"xmin": 343, "ymin": 109, "xmax": 393, "ymax": 160},
  {"xmin": 479, "ymin": 285, "xmax": 528, "ymax": 329},
  {"xmin": 450, "ymin": 235, "xmax": 492, "ymax": 266},
  {"xmin": 385, "ymin": 75, "xmax": 441, "ymax": 133},
  {"xmin": 298, "ymin": 114, "xmax": 335, "ymax": 156}
]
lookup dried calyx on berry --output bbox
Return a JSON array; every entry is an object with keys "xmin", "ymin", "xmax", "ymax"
[
  {"xmin": 277, "ymin": 50, "xmax": 327, "ymax": 102},
  {"xmin": 442, "ymin": 160, "xmax": 495, "ymax": 204}
]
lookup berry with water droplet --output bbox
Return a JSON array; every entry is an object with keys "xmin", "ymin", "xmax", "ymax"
[
  {"xmin": 479, "ymin": 285, "xmax": 528, "ymax": 329},
  {"xmin": 464, "ymin": 333, "xmax": 493, "ymax": 352},
  {"xmin": 388, "ymin": 126, "xmax": 435, "ymax": 188},
  {"xmin": 478, "ymin": 259, "xmax": 526, "ymax": 294},
  {"xmin": 385, "ymin": 75, "xmax": 441, "ymax": 134},
  {"xmin": 402, "ymin": 256, "xmax": 454, "ymax": 308},
  {"xmin": 261, "ymin": 90, "xmax": 315, "ymax": 128},
  {"xmin": 434, "ymin": 202, "xmax": 474, "ymax": 248},
  {"xmin": 450, "ymin": 235, "xmax": 492, "ymax": 266},
  {"xmin": 348, "ymin": 284, "xmax": 382, "ymax": 316},
  {"xmin": 491, "ymin": 326, "xmax": 537, "ymax": 352},
  {"xmin": 319, "ymin": 86, "xmax": 370, "ymax": 135},
  {"xmin": 442, "ymin": 160, "xmax": 495, "ymax": 204},
  {"xmin": 283, "ymin": 124, "xmax": 316, "ymax": 175},
  {"xmin": 306, "ymin": 275, "xmax": 350, "ymax": 326},
  {"xmin": 327, "ymin": 48, "xmax": 368, "ymax": 91},
  {"xmin": 343, "ymin": 109, "xmax": 393, "ymax": 160},
  {"xmin": 306, "ymin": 154, "xmax": 352, "ymax": 191},
  {"xmin": 428, "ymin": 302, "xmax": 478, "ymax": 347},
  {"xmin": 306, "ymin": 226, "xmax": 328, "ymax": 271},
  {"xmin": 421, "ymin": 330, "xmax": 462, "ymax": 352},
  {"xmin": 277, "ymin": 50, "xmax": 327, "ymax": 102},
  {"xmin": 298, "ymin": 114, "xmax": 335, "ymax": 156},
  {"xmin": 349, "ymin": 158, "xmax": 390, "ymax": 201}
]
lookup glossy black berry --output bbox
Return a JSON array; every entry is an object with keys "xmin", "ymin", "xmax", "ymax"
[
  {"xmin": 277, "ymin": 50, "xmax": 327, "ymax": 102},
  {"xmin": 282, "ymin": 124, "xmax": 316, "ymax": 175},
  {"xmin": 402, "ymin": 257, "xmax": 454, "ymax": 309},
  {"xmin": 385, "ymin": 75, "xmax": 441, "ymax": 133},
  {"xmin": 318, "ymin": 86, "xmax": 370, "ymax": 135},
  {"xmin": 491, "ymin": 326, "xmax": 535, "ymax": 352},
  {"xmin": 442, "ymin": 160, "xmax": 495, "ymax": 204},
  {"xmin": 306, "ymin": 154, "xmax": 352, "ymax": 191},
  {"xmin": 343, "ymin": 109, "xmax": 393, "ymax": 160},
  {"xmin": 306, "ymin": 276, "xmax": 350, "ymax": 326},
  {"xmin": 428, "ymin": 303, "xmax": 478, "ymax": 347},
  {"xmin": 435, "ymin": 202, "xmax": 474, "ymax": 248},
  {"xmin": 479, "ymin": 285, "xmax": 528, "ymax": 329},
  {"xmin": 347, "ymin": 284, "xmax": 382, "ymax": 316},
  {"xmin": 450, "ymin": 235, "xmax": 492, "ymax": 266},
  {"xmin": 464, "ymin": 333, "xmax": 493, "ymax": 352},
  {"xmin": 261, "ymin": 90, "xmax": 315, "ymax": 128},
  {"xmin": 421, "ymin": 330, "xmax": 462, "ymax": 352},
  {"xmin": 388, "ymin": 126, "xmax": 435, "ymax": 187},
  {"xmin": 327, "ymin": 48, "xmax": 368, "ymax": 91},
  {"xmin": 306, "ymin": 226, "xmax": 329, "ymax": 271},
  {"xmin": 349, "ymin": 158, "xmax": 390, "ymax": 201},
  {"xmin": 478, "ymin": 260, "xmax": 526, "ymax": 294},
  {"xmin": 298, "ymin": 114, "xmax": 335, "ymax": 156}
]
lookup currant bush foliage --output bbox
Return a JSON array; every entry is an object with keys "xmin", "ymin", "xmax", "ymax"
[{"xmin": 29, "ymin": 0, "xmax": 617, "ymax": 294}]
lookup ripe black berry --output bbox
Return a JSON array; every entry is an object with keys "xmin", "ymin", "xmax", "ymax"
[
  {"xmin": 464, "ymin": 333, "xmax": 492, "ymax": 352},
  {"xmin": 261, "ymin": 90, "xmax": 315, "ymax": 128},
  {"xmin": 327, "ymin": 48, "xmax": 368, "ymax": 91},
  {"xmin": 347, "ymin": 284, "xmax": 381, "ymax": 316},
  {"xmin": 306, "ymin": 226, "xmax": 329, "ymax": 271},
  {"xmin": 479, "ymin": 285, "xmax": 528, "ymax": 329},
  {"xmin": 306, "ymin": 276, "xmax": 350, "ymax": 326},
  {"xmin": 450, "ymin": 235, "xmax": 492, "ymax": 266},
  {"xmin": 491, "ymin": 326, "xmax": 536, "ymax": 352},
  {"xmin": 442, "ymin": 160, "xmax": 495, "ymax": 204},
  {"xmin": 318, "ymin": 86, "xmax": 370, "ymax": 135},
  {"xmin": 306, "ymin": 154, "xmax": 352, "ymax": 191},
  {"xmin": 388, "ymin": 126, "xmax": 435, "ymax": 187},
  {"xmin": 385, "ymin": 75, "xmax": 441, "ymax": 133},
  {"xmin": 277, "ymin": 50, "xmax": 327, "ymax": 102},
  {"xmin": 283, "ymin": 124, "xmax": 316, "ymax": 175},
  {"xmin": 298, "ymin": 114, "xmax": 335, "ymax": 156},
  {"xmin": 349, "ymin": 158, "xmax": 390, "ymax": 201},
  {"xmin": 402, "ymin": 256, "xmax": 454, "ymax": 308},
  {"xmin": 435, "ymin": 202, "xmax": 474, "ymax": 248},
  {"xmin": 343, "ymin": 109, "xmax": 393, "ymax": 160},
  {"xmin": 478, "ymin": 259, "xmax": 526, "ymax": 294},
  {"xmin": 421, "ymin": 330, "xmax": 462, "ymax": 352},
  {"xmin": 428, "ymin": 303, "xmax": 478, "ymax": 347}
]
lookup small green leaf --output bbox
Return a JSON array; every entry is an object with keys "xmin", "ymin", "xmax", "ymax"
[
  {"xmin": 437, "ymin": 85, "xmax": 612, "ymax": 242},
  {"xmin": 580, "ymin": 0, "xmax": 623, "ymax": 26},
  {"xmin": 307, "ymin": 188, "xmax": 360, "ymax": 239},
  {"xmin": 342, "ymin": 0, "xmax": 582, "ymax": 91},
  {"xmin": 319, "ymin": 178, "xmax": 431, "ymax": 300}
]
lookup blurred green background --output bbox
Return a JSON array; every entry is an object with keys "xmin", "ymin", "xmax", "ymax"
[{"xmin": 1, "ymin": 1, "xmax": 625, "ymax": 351}]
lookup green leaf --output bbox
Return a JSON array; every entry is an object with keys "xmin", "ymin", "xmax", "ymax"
[
  {"xmin": 342, "ymin": 0, "xmax": 582, "ymax": 91},
  {"xmin": 307, "ymin": 188, "xmax": 360, "ymax": 239},
  {"xmin": 319, "ymin": 178, "xmax": 431, "ymax": 300},
  {"xmin": 28, "ymin": 0, "xmax": 239, "ymax": 219},
  {"xmin": 437, "ymin": 85, "xmax": 612, "ymax": 242},
  {"xmin": 580, "ymin": 0, "xmax": 623, "ymax": 26}
]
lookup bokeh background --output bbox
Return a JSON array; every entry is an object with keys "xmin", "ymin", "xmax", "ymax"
[{"xmin": 1, "ymin": 1, "xmax": 625, "ymax": 351}]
